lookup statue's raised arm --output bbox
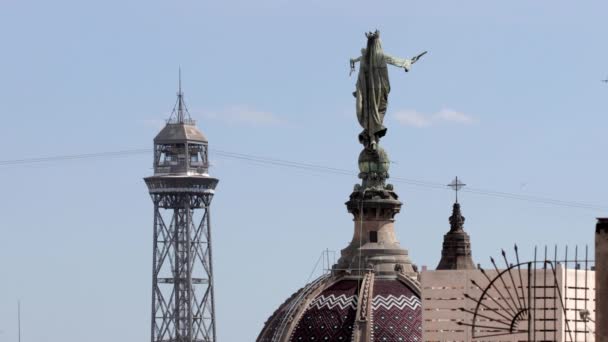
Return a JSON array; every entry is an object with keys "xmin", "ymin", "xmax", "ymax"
[{"xmin": 352, "ymin": 30, "xmax": 425, "ymax": 149}]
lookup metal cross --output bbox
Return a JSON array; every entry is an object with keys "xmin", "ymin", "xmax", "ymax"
[{"xmin": 447, "ymin": 176, "xmax": 466, "ymax": 203}]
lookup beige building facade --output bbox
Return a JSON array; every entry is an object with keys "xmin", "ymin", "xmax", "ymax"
[{"xmin": 421, "ymin": 267, "xmax": 595, "ymax": 342}]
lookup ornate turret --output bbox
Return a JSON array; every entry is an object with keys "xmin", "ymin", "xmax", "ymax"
[
  {"xmin": 436, "ymin": 177, "xmax": 475, "ymax": 270},
  {"xmin": 333, "ymin": 145, "xmax": 417, "ymax": 277},
  {"xmin": 151, "ymin": 72, "xmax": 209, "ymax": 176}
]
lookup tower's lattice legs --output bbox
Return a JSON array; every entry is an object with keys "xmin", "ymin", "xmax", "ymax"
[{"xmin": 150, "ymin": 194, "xmax": 216, "ymax": 342}]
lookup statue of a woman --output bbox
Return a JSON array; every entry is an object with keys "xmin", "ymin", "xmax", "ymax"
[{"xmin": 350, "ymin": 31, "xmax": 426, "ymax": 149}]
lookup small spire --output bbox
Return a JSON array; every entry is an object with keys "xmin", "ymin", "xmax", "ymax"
[
  {"xmin": 449, "ymin": 202, "xmax": 465, "ymax": 232},
  {"xmin": 437, "ymin": 177, "xmax": 475, "ymax": 270},
  {"xmin": 447, "ymin": 177, "xmax": 466, "ymax": 231}
]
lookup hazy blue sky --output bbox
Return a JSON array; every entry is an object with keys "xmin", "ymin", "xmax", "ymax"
[{"xmin": 1, "ymin": 0, "xmax": 607, "ymax": 341}]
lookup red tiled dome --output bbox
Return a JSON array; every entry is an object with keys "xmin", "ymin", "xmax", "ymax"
[{"xmin": 257, "ymin": 275, "xmax": 421, "ymax": 342}]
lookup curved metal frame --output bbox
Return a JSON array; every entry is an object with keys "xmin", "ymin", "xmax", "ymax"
[
  {"xmin": 459, "ymin": 246, "xmax": 592, "ymax": 341},
  {"xmin": 468, "ymin": 262, "xmax": 531, "ymax": 338}
]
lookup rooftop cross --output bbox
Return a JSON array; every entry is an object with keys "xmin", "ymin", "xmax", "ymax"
[{"xmin": 447, "ymin": 176, "xmax": 466, "ymax": 203}]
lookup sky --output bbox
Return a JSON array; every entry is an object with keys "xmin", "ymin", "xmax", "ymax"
[{"xmin": 0, "ymin": 0, "xmax": 607, "ymax": 341}]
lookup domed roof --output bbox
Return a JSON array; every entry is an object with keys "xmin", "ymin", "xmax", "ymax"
[
  {"xmin": 257, "ymin": 273, "xmax": 422, "ymax": 342},
  {"xmin": 154, "ymin": 122, "xmax": 208, "ymax": 144}
]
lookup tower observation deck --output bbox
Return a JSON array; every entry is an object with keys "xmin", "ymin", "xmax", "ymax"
[{"xmin": 144, "ymin": 78, "xmax": 219, "ymax": 342}]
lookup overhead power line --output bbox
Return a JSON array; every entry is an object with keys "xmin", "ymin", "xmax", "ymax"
[
  {"xmin": 0, "ymin": 149, "xmax": 150, "ymax": 166},
  {"xmin": 0, "ymin": 148, "xmax": 606, "ymax": 211}
]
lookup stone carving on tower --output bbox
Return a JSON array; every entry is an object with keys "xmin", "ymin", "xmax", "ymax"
[{"xmin": 257, "ymin": 31, "xmax": 426, "ymax": 342}]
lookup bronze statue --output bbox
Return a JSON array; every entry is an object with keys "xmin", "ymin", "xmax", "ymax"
[{"xmin": 350, "ymin": 30, "xmax": 426, "ymax": 149}]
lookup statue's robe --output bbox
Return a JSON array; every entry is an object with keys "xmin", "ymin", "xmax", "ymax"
[{"xmin": 355, "ymin": 37, "xmax": 412, "ymax": 146}]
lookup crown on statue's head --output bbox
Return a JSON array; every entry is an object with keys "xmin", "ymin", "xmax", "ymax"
[{"xmin": 365, "ymin": 30, "xmax": 380, "ymax": 39}]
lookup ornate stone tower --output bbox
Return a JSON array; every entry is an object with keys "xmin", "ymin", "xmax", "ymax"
[
  {"xmin": 257, "ymin": 31, "xmax": 424, "ymax": 342},
  {"xmin": 144, "ymin": 79, "xmax": 219, "ymax": 342}
]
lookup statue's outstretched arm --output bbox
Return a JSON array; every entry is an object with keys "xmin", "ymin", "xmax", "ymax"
[{"xmin": 384, "ymin": 53, "xmax": 413, "ymax": 72}]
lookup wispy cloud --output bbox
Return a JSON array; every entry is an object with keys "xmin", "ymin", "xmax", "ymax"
[
  {"xmin": 393, "ymin": 108, "xmax": 476, "ymax": 127},
  {"xmin": 393, "ymin": 110, "xmax": 432, "ymax": 127},
  {"xmin": 201, "ymin": 105, "xmax": 283, "ymax": 126},
  {"xmin": 435, "ymin": 109, "xmax": 475, "ymax": 124}
]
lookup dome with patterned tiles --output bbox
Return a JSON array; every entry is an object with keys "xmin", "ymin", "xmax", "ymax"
[{"xmin": 257, "ymin": 272, "xmax": 422, "ymax": 342}]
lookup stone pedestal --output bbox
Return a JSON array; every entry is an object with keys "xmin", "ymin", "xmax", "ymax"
[{"xmin": 335, "ymin": 187, "xmax": 416, "ymax": 277}]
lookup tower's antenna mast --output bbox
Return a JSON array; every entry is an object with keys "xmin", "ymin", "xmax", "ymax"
[
  {"xmin": 177, "ymin": 67, "xmax": 184, "ymax": 123},
  {"xmin": 168, "ymin": 67, "xmax": 193, "ymax": 124}
]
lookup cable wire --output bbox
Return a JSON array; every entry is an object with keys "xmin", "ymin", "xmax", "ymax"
[{"xmin": 0, "ymin": 147, "xmax": 606, "ymax": 211}]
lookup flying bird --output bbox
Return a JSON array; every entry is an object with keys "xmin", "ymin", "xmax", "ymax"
[{"xmin": 602, "ymin": 76, "xmax": 608, "ymax": 83}]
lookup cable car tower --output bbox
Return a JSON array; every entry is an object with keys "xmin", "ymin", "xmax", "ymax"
[{"xmin": 144, "ymin": 75, "xmax": 219, "ymax": 342}]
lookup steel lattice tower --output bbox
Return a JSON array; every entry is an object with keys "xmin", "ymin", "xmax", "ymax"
[{"xmin": 145, "ymin": 78, "xmax": 219, "ymax": 342}]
